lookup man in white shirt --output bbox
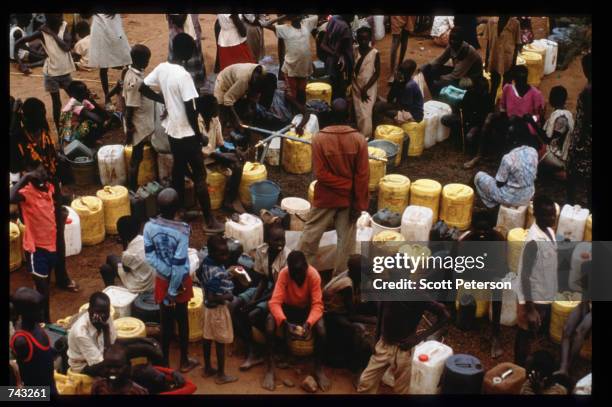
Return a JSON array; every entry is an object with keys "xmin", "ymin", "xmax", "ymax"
[{"xmin": 140, "ymin": 33, "xmax": 224, "ymax": 232}]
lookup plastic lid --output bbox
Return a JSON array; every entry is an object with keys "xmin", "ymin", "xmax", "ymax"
[{"xmin": 418, "ymin": 354, "xmax": 429, "ymax": 362}]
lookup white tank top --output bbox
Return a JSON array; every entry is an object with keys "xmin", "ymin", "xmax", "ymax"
[{"xmin": 41, "ymin": 21, "xmax": 75, "ymax": 76}]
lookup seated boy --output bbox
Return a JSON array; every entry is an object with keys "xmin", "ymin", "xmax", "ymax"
[
  {"xmin": 264, "ymin": 251, "xmax": 328, "ymax": 392},
  {"xmin": 91, "ymin": 344, "xmax": 148, "ymax": 395},
  {"xmin": 540, "ymin": 85, "xmax": 575, "ymax": 176}
]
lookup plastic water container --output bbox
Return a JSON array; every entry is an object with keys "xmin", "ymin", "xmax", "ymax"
[
  {"xmin": 523, "ymin": 42, "xmax": 547, "ymax": 60},
  {"xmin": 574, "ymin": 373, "xmax": 592, "ymax": 395},
  {"xmin": 157, "ymin": 153, "xmax": 174, "ymax": 187},
  {"xmin": 9, "ymin": 222, "xmax": 21, "ymax": 272},
  {"xmin": 282, "ymin": 130, "xmax": 313, "ymax": 174},
  {"xmin": 496, "ymin": 205, "xmax": 528, "ymax": 238},
  {"xmin": 308, "ymin": 180, "xmax": 317, "ymax": 205},
  {"xmin": 225, "ymin": 213, "xmax": 264, "ymax": 252},
  {"xmin": 424, "ymin": 101, "xmax": 453, "ymax": 147},
  {"xmin": 64, "ymin": 206, "xmax": 82, "ymax": 257},
  {"xmin": 402, "ymin": 120, "xmax": 426, "ymax": 157},
  {"xmin": 482, "ymin": 362, "xmax": 526, "ymax": 394},
  {"xmin": 549, "ymin": 292, "xmax": 582, "ymax": 343},
  {"xmin": 69, "ymin": 156, "xmax": 98, "ymax": 186},
  {"xmin": 378, "ymin": 174, "xmax": 411, "ymax": 214},
  {"xmin": 176, "ymin": 287, "xmax": 203, "ymax": 342},
  {"xmin": 306, "ymin": 82, "xmax": 332, "ymax": 105},
  {"xmin": 368, "ymin": 139, "xmax": 399, "ymax": 171},
  {"xmin": 401, "ymin": 205, "xmax": 434, "ymax": 242},
  {"xmin": 368, "ymin": 147, "xmax": 387, "ymax": 191},
  {"xmin": 440, "ymin": 184, "xmax": 474, "ymax": 230},
  {"xmin": 355, "ymin": 226, "xmax": 373, "ymax": 255},
  {"xmin": 239, "ymin": 162, "xmax": 268, "ymax": 206},
  {"xmin": 281, "ymin": 197, "xmax": 311, "ymax": 231},
  {"xmin": 557, "ymin": 205, "xmax": 589, "ymax": 241},
  {"xmin": 103, "ymin": 286, "xmax": 139, "ymax": 318},
  {"xmin": 114, "ymin": 317, "xmax": 146, "ymax": 339},
  {"xmin": 54, "ymin": 371, "xmax": 77, "ymax": 395},
  {"xmin": 410, "ymin": 179, "xmax": 442, "ymax": 222},
  {"xmin": 67, "ymin": 368, "xmax": 94, "ymax": 395},
  {"xmin": 584, "ymin": 215, "xmax": 592, "ymax": 241},
  {"xmin": 534, "ymin": 38, "xmax": 558, "ymax": 75},
  {"xmin": 507, "ymin": 228, "xmax": 528, "ymax": 274},
  {"xmin": 97, "ymin": 185, "xmax": 131, "ymax": 235},
  {"xmin": 372, "ymin": 230, "xmax": 404, "ymax": 242},
  {"xmin": 249, "ymin": 180, "xmax": 281, "ymax": 214},
  {"xmin": 441, "ymin": 354, "xmax": 484, "ymax": 394},
  {"xmin": 71, "ymin": 196, "xmax": 105, "ymax": 246},
  {"xmin": 97, "ymin": 145, "xmax": 126, "ymax": 186},
  {"xmin": 409, "ymin": 340, "xmax": 454, "ymax": 394},
  {"xmin": 525, "ymin": 201, "xmax": 560, "ymax": 230},
  {"xmin": 521, "ymin": 51, "xmax": 544, "ymax": 87},
  {"xmin": 375, "ymin": 125, "xmax": 405, "ymax": 166},
  {"xmin": 569, "ymin": 242, "xmax": 592, "ymax": 292},
  {"xmin": 206, "ymin": 168, "xmax": 228, "ymax": 210},
  {"xmin": 489, "ymin": 273, "xmax": 518, "ymax": 326},
  {"xmin": 124, "ymin": 144, "xmax": 157, "ymax": 187},
  {"xmin": 438, "ymin": 86, "xmax": 466, "ymax": 110},
  {"xmin": 266, "ymin": 137, "xmax": 281, "ymax": 166}
]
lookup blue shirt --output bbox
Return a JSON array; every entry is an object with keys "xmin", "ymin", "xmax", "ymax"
[
  {"xmin": 143, "ymin": 217, "xmax": 190, "ymax": 298},
  {"xmin": 197, "ymin": 256, "xmax": 234, "ymax": 307},
  {"xmin": 388, "ymin": 79, "xmax": 424, "ymax": 122}
]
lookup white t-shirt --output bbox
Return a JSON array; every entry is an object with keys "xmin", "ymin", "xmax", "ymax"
[
  {"xmin": 218, "ymin": 14, "xmax": 247, "ymax": 47},
  {"xmin": 275, "ymin": 15, "xmax": 318, "ymax": 78},
  {"xmin": 144, "ymin": 62, "xmax": 199, "ymax": 139}
]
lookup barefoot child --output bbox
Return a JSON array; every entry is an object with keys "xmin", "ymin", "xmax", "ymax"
[
  {"xmin": 197, "ymin": 235, "xmax": 238, "ymax": 385},
  {"xmin": 14, "ymin": 13, "xmax": 76, "ymax": 131},
  {"xmin": 59, "ymin": 80, "xmax": 108, "ymax": 147}
]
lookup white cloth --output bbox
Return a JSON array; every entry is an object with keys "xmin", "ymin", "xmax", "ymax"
[
  {"xmin": 430, "ymin": 16, "xmax": 454, "ymax": 38},
  {"xmin": 122, "ymin": 67, "xmax": 155, "ymax": 145},
  {"xmin": 217, "ymin": 14, "xmax": 247, "ymax": 47},
  {"xmin": 89, "ymin": 14, "xmax": 132, "ymax": 68},
  {"xmin": 117, "ymin": 235, "xmax": 155, "ymax": 293},
  {"xmin": 183, "ymin": 14, "xmax": 197, "ymax": 40},
  {"xmin": 40, "ymin": 21, "xmax": 75, "ymax": 76},
  {"xmin": 352, "ymin": 46, "xmax": 379, "ymax": 138},
  {"xmin": 275, "ymin": 15, "xmax": 318, "ymax": 78},
  {"xmin": 516, "ymin": 223, "xmax": 558, "ymax": 304},
  {"xmin": 67, "ymin": 312, "xmax": 117, "ymax": 373},
  {"xmin": 144, "ymin": 62, "xmax": 199, "ymax": 139}
]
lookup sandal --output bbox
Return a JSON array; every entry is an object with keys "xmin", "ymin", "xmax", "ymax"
[
  {"xmin": 59, "ymin": 280, "xmax": 80, "ymax": 293},
  {"xmin": 179, "ymin": 357, "xmax": 200, "ymax": 373}
]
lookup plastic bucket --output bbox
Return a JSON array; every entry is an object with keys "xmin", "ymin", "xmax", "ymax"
[
  {"xmin": 249, "ymin": 180, "xmax": 281, "ymax": 214},
  {"xmin": 70, "ymin": 156, "xmax": 97, "ymax": 186},
  {"xmin": 368, "ymin": 139, "xmax": 399, "ymax": 171}
]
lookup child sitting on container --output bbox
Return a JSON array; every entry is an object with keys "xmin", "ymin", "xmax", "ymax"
[
  {"xmin": 72, "ymin": 20, "xmax": 92, "ymax": 71},
  {"xmin": 539, "ymin": 85, "xmax": 575, "ymax": 177},
  {"xmin": 59, "ymin": 80, "xmax": 109, "ymax": 147},
  {"xmin": 520, "ymin": 350, "xmax": 568, "ymax": 395},
  {"xmin": 99, "ymin": 216, "xmax": 155, "ymax": 293},
  {"xmin": 197, "ymin": 94, "xmax": 247, "ymax": 214},
  {"xmin": 91, "ymin": 344, "xmax": 149, "ymax": 395},
  {"xmin": 10, "ymin": 165, "xmax": 59, "ymax": 323},
  {"xmin": 357, "ymin": 293, "xmax": 449, "ymax": 394},
  {"xmin": 197, "ymin": 235, "xmax": 239, "ymax": 384}
]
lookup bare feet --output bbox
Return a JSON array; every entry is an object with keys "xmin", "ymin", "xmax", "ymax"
[
  {"xmin": 315, "ymin": 367, "xmax": 331, "ymax": 392},
  {"xmin": 215, "ymin": 373, "xmax": 238, "ymax": 385},
  {"xmin": 463, "ymin": 156, "xmax": 481, "ymax": 169},
  {"xmin": 262, "ymin": 371, "xmax": 275, "ymax": 391},
  {"xmin": 202, "ymin": 367, "xmax": 217, "ymax": 377},
  {"xmin": 179, "ymin": 357, "xmax": 200, "ymax": 373},
  {"xmin": 239, "ymin": 354, "xmax": 264, "ymax": 371},
  {"xmin": 18, "ymin": 64, "xmax": 31, "ymax": 75}
]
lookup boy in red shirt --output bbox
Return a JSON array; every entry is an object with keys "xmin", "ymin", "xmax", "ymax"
[
  {"xmin": 263, "ymin": 251, "xmax": 328, "ymax": 392},
  {"xmin": 10, "ymin": 165, "xmax": 58, "ymax": 322}
]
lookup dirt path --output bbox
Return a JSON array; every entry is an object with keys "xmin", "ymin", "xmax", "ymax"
[{"xmin": 9, "ymin": 15, "xmax": 590, "ymax": 394}]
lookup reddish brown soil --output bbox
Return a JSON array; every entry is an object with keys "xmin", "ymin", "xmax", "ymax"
[{"xmin": 9, "ymin": 15, "xmax": 590, "ymax": 394}]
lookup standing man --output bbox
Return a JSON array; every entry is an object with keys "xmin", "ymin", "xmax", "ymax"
[
  {"xmin": 140, "ymin": 33, "xmax": 224, "ymax": 232},
  {"xmin": 143, "ymin": 188, "xmax": 199, "ymax": 373},
  {"xmin": 299, "ymin": 99, "xmax": 369, "ymax": 276},
  {"xmin": 388, "ymin": 16, "xmax": 413, "ymax": 82},
  {"xmin": 319, "ymin": 15, "xmax": 354, "ymax": 100},
  {"xmin": 514, "ymin": 195, "xmax": 558, "ymax": 367}
]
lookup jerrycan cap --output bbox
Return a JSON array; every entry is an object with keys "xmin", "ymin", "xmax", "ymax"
[{"xmin": 418, "ymin": 354, "xmax": 429, "ymax": 362}]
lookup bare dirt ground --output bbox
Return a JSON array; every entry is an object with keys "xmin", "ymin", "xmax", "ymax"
[{"xmin": 9, "ymin": 15, "xmax": 590, "ymax": 394}]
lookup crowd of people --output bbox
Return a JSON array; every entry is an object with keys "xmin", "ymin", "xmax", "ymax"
[{"xmin": 9, "ymin": 13, "xmax": 592, "ymax": 396}]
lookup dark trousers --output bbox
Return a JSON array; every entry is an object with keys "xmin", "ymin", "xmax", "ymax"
[
  {"xmin": 168, "ymin": 135, "xmax": 212, "ymax": 217},
  {"xmin": 129, "ymin": 141, "xmax": 145, "ymax": 191},
  {"xmin": 421, "ymin": 64, "xmax": 455, "ymax": 97},
  {"xmin": 53, "ymin": 195, "xmax": 71, "ymax": 288},
  {"xmin": 160, "ymin": 302, "xmax": 189, "ymax": 365},
  {"xmin": 325, "ymin": 56, "xmax": 352, "ymax": 101},
  {"xmin": 567, "ymin": 172, "xmax": 592, "ymax": 209},
  {"xmin": 99, "ymin": 254, "xmax": 121, "ymax": 287}
]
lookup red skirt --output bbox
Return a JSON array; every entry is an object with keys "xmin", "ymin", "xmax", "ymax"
[
  {"xmin": 218, "ymin": 41, "xmax": 255, "ymax": 71},
  {"xmin": 154, "ymin": 275, "xmax": 194, "ymax": 305}
]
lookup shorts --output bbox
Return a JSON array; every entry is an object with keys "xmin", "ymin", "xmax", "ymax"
[
  {"xmin": 238, "ymin": 284, "xmax": 272, "ymax": 313},
  {"xmin": 154, "ymin": 275, "xmax": 194, "ymax": 304},
  {"xmin": 202, "ymin": 304, "xmax": 234, "ymax": 343},
  {"xmin": 285, "ymin": 77, "xmax": 308, "ymax": 100},
  {"xmin": 390, "ymin": 16, "xmax": 414, "ymax": 35},
  {"xmin": 25, "ymin": 248, "xmax": 57, "ymax": 278},
  {"xmin": 44, "ymin": 73, "xmax": 72, "ymax": 93}
]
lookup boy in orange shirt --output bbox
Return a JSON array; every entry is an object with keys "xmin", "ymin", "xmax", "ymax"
[{"xmin": 263, "ymin": 251, "xmax": 328, "ymax": 392}]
